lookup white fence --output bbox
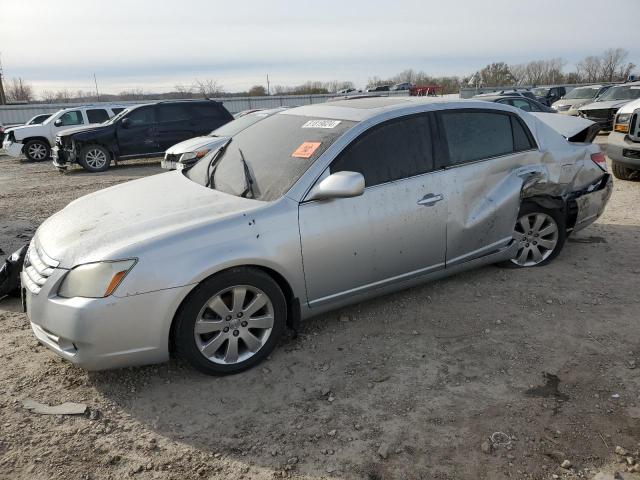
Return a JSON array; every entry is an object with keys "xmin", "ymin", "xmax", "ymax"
[{"xmin": 0, "ymin": 91, "xmax": 410, "ymax": 125}]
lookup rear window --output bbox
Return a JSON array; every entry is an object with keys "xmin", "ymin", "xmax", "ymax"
[
  {"xmin": 186, "ymin": 114, "xmax": 355, "ymax": 201},
  {"xmin": 440, "ymin": 110, "xmax": 535, "ymax": 166}
]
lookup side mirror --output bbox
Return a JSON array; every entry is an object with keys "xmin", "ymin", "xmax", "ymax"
[
  {"xmin": 54, "ymin": 119, "xmax": 62, "ymax": 127},
  {"xmin": 121, "ymin": 118, "xmax": 131, "ymax": 128},
  {"xmin": 306, "ymin": 171, "xmax": 365, "ymax": 202}
]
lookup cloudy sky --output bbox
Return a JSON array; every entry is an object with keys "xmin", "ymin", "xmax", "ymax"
[{"xmin": 2, "ymin": 0, "xmax": 639, "ymax": 95}]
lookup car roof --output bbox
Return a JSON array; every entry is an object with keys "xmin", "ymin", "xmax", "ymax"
[{"xmin": 280, "ymin": 97, "xmax": 514, "ymax": 122}]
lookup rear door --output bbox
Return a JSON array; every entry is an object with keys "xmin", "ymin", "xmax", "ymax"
[
  {"xmin": 299, "ymin": 113, "xmax": 448, "ymax": 307},
  {"xmin": 117, "ymin": 105, "xmax": 159, "ymax": 156},
  {"xmin": 155, "ymin": 103, "xmax": 196, "ymax": 151},
  {"xmin": 436, "ymin": 108, "xmax": 541, "ymax": 266}
]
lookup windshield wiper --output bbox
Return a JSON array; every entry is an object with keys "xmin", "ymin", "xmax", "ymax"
[
  {"xmin": 206, "ymin": 138, "xmax": 232, "ymax": 189},
  {"xmin": 238, "ymin": 149, "xmax": 256, "ymax": 199}
]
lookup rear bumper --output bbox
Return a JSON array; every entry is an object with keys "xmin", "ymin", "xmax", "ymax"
[
  {"xmin": 572, "ymin": 174, "xmax": 613, "ymax": 233},
  {"xmin": 606, "ymin": 132, "xmax": 640, "ymax": 168},
  {"xmin": 2, "ymin": 140, "xmax": 24, "ymax": 158}
]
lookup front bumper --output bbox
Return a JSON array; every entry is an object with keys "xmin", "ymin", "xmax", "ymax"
[
  {"xmin": 606, "ymin": 132, "xmax": 640, "ymax": 168},
  {"xmin": 572, "ymin": 174, "xmax": 613, "ymax": 233},
  {"xmin": 22, "ymin": 265, "xmax": 194, "ymax": 370},
  {"xmin": 52, "ymin": 145, "xmax": 76, "ymax": 169},
  {"xmin": 2, "ymin": 140, "xmax": 24, "ymax": 158}
]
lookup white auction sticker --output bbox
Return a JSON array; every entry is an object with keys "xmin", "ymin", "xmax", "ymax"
[{"xmin": 302, "ymin": 120, "xmax": 342, "ymax": 129}]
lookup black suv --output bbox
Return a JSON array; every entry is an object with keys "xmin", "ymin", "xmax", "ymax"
[{"xmin": 53, "ymin": 100, "xmax": 233, "ymax": 172}]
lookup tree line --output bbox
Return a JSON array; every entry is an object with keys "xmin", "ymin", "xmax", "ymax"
[{"xmin": 2, "ymin": 48, "xmax": 636, "ymax": 104}]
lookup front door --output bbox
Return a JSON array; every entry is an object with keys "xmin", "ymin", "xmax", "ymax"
[
  {"xmin": 298, "ymin": 113, "xmax": 447, "ymax": 307},
  {"xmin": 117, "ymin": 105, "xmax": 159, "ymax": 156}
]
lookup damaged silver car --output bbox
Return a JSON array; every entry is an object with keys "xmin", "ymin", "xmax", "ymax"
[{"xmin": 22, "ymin": 97, "xmax": 612, "ymax": 375}]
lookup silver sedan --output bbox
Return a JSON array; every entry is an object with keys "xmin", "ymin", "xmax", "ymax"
[{"xmin": 22, "ymin": 97, "xmax": 612, "ymax": 374}]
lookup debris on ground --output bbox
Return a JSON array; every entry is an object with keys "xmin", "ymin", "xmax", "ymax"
[{"xmin": 23, "ymin": 398, "xmax": 87, "ymax": 415}]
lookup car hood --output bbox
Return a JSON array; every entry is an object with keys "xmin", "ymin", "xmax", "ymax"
[
  {"xmin": 36, "ymin": 171, "xmax": 263, "ymax": 268},
  {"xmin": 552, "ymin": 99, "xmax": 592, "ymax": 109},
  {"xmin": 165, "ymin": 136, "xmax": 226, "ymax": 155},
  {"xmin": 616, "ymin": 97, "xmax": 640, "ymax": 115},
  {"xmin": 579, "ymin": 100, "xmax": 630, "ymax": 111},
  {"xmin": 58, "ymin": 124, "xmax": 107, "ymax": 137},
  {"xmin": 9, "ymin": 124, "xmax": 44, "ymax": 140}
]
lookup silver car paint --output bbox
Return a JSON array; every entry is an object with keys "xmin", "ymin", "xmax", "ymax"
[{"xmin": 23, "ymin": 99, "xmax": 611, "ymax": 370}]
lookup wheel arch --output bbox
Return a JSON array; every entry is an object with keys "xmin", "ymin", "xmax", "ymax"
[
  {"xmin": 168, "ymin": 264, "xmax": 300, "ymax": 356},
  {"xmin": 21, "ymin": 136, "xmax": 51, "ymax": 149}
]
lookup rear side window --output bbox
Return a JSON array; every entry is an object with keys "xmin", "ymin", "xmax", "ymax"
[
  {"xmin": 440, "ymin": 110, "xmax": 535, "ymax": 166},
  {"xmin": 86, "ymin": 109, "xmax": 109, "ymax": 124},
  {"xmin": 157, "ymin": 104, "xmax": 192, "ymax": 122},
  {"xmin": 331, "ymin": 114, "xmax": 434, "ymax": 187},
  {"xmin": 190, "ymin": 103, "xmax": 233, "ymax": 120}
]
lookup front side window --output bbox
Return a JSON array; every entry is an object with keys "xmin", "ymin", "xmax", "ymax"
[
  {"xmin": 57, "ymin": 110, "xmax": 83, "ymax": 126},
  {"xmin": 440, "ymin": 110, "xmax": 534, "ymax": 166},
  {"xmin": 125, "ymin": 106, "xmax": 155, "ymax": 127},
  {"xmin": 86, "ymin": 109, "xmax": 110, "ymax": 124},
  {"xmin": 330, "ymin": 114, "xmax": 435, "ymax": 187}
]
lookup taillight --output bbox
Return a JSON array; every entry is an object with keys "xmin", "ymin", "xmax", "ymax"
[{"xmin": 591, "ymin": 151, "xmax": 607, "ymax": 171}]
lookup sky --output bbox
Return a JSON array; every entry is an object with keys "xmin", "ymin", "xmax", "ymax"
[{"xmin": 1, "ymin": 0, "xmax": 639, "ymax": 96}]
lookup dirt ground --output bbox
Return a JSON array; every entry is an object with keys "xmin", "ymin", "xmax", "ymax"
[{"xmin": 1, "ymin": 141, "xmax": 639, "ymax": 480}]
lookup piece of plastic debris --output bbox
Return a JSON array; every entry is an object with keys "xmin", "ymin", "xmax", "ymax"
[
  {"xmin": 23, "ymin": 399, "xmax": 87, "ymax": 415},
  {"xmin": 490, "ymin": 431, "xmax": 512, "ymax": 446},
  {"xmin": 611, "ymin": 394, "xmax": 620, "ymax": 399}
]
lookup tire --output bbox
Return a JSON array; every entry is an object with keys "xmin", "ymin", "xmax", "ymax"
[
  {"xmin": 23, "ymin": 139, "xmax": 50, "ymax": 162},
  {"xmin": 498, "ymin": 202, "xmax": 566, "ymax": 268},
  {"xmin": 175, "ymin": 267, "xmax": 287, "ymax": 375},
  {"xmin": 78, "ymin": 144, "xmax": 111, "ymax": 172},
  {"xmin": 612, "ymin": 161, "xmax": 637, "ymax": 181}
]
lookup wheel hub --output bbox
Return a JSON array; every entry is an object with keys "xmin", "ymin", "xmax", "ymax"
[{"xmin": 511, "ymin": 212, "xmax": 559, "ymax": 267}]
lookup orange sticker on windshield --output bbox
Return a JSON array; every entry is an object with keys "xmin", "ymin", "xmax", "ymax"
[{"xmin": 292, "ymin": 142, "xmax": 321, "ymax": 159}]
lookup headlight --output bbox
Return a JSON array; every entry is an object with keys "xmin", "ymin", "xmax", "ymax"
[
  {"xmin": 58, "ymin": 259, "xmax": 136, "ymax": 298},
  {"xmin": 180, "ymin": 149, "xmax": 210, "ymax": 162},
  {"xmin": 614, "ymin": 113, "xmax": 630, "ymax": 133}
]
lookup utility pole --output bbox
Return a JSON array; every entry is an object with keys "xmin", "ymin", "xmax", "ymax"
[
  {"xmin": 93, "ymin": 73, "xmax": 100, "ymax": 102},
  {"xmin": 266, "ymin": 73, "xmax": 270, "ymax": 95},
  {"xmin": 0, "ymin": 53, "xmax": 7, "ymax": 105}
]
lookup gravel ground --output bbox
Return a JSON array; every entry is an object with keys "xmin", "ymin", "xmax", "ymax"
[{"xmin": 0, "ymin": 143, "xmax": 639, "ymax": 480}]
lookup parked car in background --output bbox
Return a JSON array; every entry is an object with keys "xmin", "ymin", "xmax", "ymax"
[
  {"xmin": 162, "ymin": 107, "xmax": 288, "ymax": 170},
  {"xmin": 22, "ymin": 98, "xmax": 611, "ymax": 374},
  {"xmin": 52, "ymin": 100, "xmax": 233, "ymax": 172},
  {"xmin": 367, "ymin": 85, "xmax": 390, "ymax": 92},
  {"xmin": 475, "ymin": 94, "xmax": 555, "ymax": 113},
  {"xmin": 551, "ymin": 85, "xmax": 611, "ymax": 115},
  {"xmin": 336, "ymin": 88, "xmax": 356, "ymax": 94},
  {"xmin": 391, "ymin": 82, "xmax": 413, "ymax": 91},
  {"xmin": 607, "ymin": 97, "xmax": 640, "ymax": 180},
  {"xmin": 531, "ymin": 86, "xmax": 568, "ymax": 106},
  {"xmin": 475, "ymin": 90, "xmax": 539, "ymax": 102},
  {"xmin": 1, "ymin": 113, "xmax": 52, "ymax": 145},
  {"xmin": 233, "ymin": 108, "xmax": 263, "ymax": 119},
  {"xmin": 578, "ymin": 82, "xmax": 640, "ymax": 131},
  {"xmin": 2, "ymin": 105, "xmax": 125, "ymax": 161}
]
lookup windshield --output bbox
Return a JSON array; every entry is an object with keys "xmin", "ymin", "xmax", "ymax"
[
  {"xmin": 186, "ymin": 113, "xmax": 356, "ymax": 201},
  {"xmin": 209, "ymin": 110, "xmax": 274, "ymax": 137},
  {"xmin": 564, "ymin": 87, "xmax": 600, "ymax": 100},
  {"xmin": 532, "ymin": 88, "xmax": 549, "ymax": 97},
  {"xmin": 598, "ymin": 85, "xmax": 640, "ymax": 101},
  {"xmin": 42, "ymin": 110, "xmax": 65, "ymax": 125}
]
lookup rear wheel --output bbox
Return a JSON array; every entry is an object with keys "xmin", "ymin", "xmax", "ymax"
[
  {"xmin": 499, "ymin": 202, "xmax": 566, "ymax": 268},
  {"xmin": 23, "ymin": 139, "xmax": 50, "ymax": 162},
  {"xmin": 611, "ymin": 161, "xmax": 637, "ymax": 181},
  {"xmin": 79, "ymin": 145, "xmax": 111, "ymax": 172},
  {"xmin": 175, "ymin": 268, "xmax": 287, "ymax": 375}
]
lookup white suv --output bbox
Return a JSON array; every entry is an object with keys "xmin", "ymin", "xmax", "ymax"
[{"xmin": 2, "ymin": 105, "xmax": 125, "ymax": 162}]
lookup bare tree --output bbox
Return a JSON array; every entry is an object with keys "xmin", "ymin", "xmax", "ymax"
[
  {"xmin": 6, "ymin": 77, "xmax": 34, "ymax": 102},
  {"xmin": 40, "ymin": 90, "xmax": 57, "ymax": 103},
  {"xmin": 576, "ymin": 56, "xmax": 602, "ymax": 83},
  {"xmin": 600, "ymin": 48, "xmax": 629, "ymax": 82},
  {"xmin": 193, "ymin": 79, "xmax": 223, "ymax": 97},
  {"xmin": 248, "ymin": 85, "xmax": 267, "ymax": 96},
  {"xmin": 54, "ymin": 89, "xmax": 72, "ymax": 103},
  {"xmin": 174, "ymin": 83, "xmax": 194, "ymax": 99}
]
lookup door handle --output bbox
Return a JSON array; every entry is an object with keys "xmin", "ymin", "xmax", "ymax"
[{"xmin": 417, "ymin": 193, "xmax": 444, "ymax": 206}]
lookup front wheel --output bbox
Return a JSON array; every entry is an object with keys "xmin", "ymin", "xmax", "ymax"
[
  {"xmin": 499, "ymin": 203, "xmax": 566, "ymax": 268},
  {"xmin": 23, "ymin": 139, "xmax": 50, "ymax": 162},
  {"xmin": 78, "ymin": 145, "xmax": 111, "ymax": 172},
  {"xmin": 174, "ymin": 268, "xmax": 287, "ymax": 375}
]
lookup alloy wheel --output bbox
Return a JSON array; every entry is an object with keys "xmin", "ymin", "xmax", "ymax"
[
  {"xmin": 85, "ymin": 149, "xmax": 107, "ymax": 169},
  {"xmin": 510, "ymin": 212, "xmax": 559, "ymax": 266},
  {"xmin": 194, "ymin": 285, "xmax": 275, "ymax": 365},
  {"xmin": 28, "ymin": 143, "xmax": 47, "ymax": 160}
]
